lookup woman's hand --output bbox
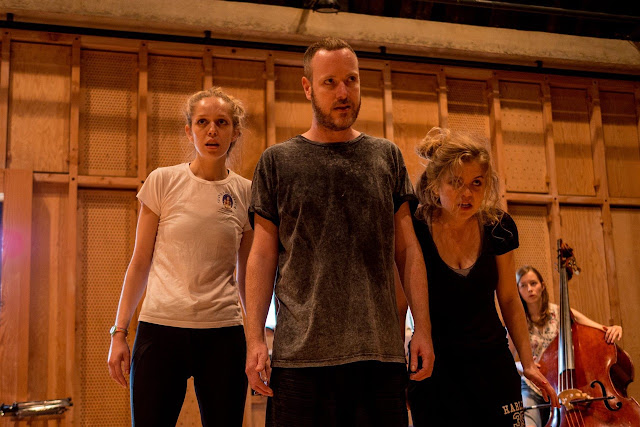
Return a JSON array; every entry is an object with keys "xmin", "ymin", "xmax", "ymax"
[
  {"xmin": 523, "ymin": 363, "xmax": 559, "ymax": 408},
  {"xmin": 108, "ymin": 334, "xmax": 131, "ymax": 388},
  {"xmin": 603, "ymin": 325, "xmax": 623, "ymax": 344}
]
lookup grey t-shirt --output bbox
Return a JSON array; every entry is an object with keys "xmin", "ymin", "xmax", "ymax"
[{"xmin": 250, "ymin": 133, "xmax": 416, "ymax": 368}]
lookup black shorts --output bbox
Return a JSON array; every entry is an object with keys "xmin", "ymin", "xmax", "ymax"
[
  {"xmin": 408, "ymin": 347, "xmax": 524, "ymax": 427},
  {"xmin": 266, "ymin": 361, "xmax": 409, "ymax": 427}
]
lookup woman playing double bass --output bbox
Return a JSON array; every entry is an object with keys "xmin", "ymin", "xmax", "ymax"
[{"xmin": 513, "ymin": 265, "xmax": 623, "ymax": 427}]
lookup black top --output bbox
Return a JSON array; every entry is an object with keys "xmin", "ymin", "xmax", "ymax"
[
  {"xmin": 250, "ymin": 133, "xmax": 416, "ymax": 367},
  {"xmin": 413, "ymin": 212, "xmax": 519, "ymax": 360}
]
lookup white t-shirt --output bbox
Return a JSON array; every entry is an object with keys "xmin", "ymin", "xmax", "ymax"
[{"xmin": 137, "ymin": 163, "xmax": 251, "ymax": 329}]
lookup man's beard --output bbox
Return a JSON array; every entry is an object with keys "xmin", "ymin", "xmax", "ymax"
[{"xmin": 311, "ymin": 90, "xmax": 361, "ymax": 132}]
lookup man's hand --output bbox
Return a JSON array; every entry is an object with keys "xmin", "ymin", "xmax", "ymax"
[
  {"xmin": 245, "ymin": 341, "xmax": 273, "ymax": 397},
  {"xmin": 408, "ymin": 330, "xmax": 435, "ymax": 381}
]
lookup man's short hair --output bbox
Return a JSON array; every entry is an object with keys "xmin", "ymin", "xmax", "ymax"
[{"xmin": 303, "ymin": 37, "xmax": 356, "ymax": 81}]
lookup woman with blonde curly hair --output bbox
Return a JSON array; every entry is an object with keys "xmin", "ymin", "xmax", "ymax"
[{"xmin": 404, "ymin": 127, "xmax": 558, "ymax": 426}]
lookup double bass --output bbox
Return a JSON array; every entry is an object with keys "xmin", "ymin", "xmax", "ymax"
[{"xmin": 535, "ymin": 240, "xmax": 640, "ymax": 426}]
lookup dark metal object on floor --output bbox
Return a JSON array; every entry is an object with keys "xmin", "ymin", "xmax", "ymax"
[{"xmin": 0, "ymin": 398, "xmax": 73, "ymax": 418}]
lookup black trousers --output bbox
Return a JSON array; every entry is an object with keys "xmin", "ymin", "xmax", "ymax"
[
  {"xmin": 266, "ymin": 361, "xmax": 409, "ymax": 427},
  {"xmin": 130, "ymin": 322, "xmax": 247, "ymax": 427}
]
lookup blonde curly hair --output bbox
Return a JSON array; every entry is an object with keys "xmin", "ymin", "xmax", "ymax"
[{"xmin": 414, "ymin": 127, "xmax": 502, "ymax": 225}]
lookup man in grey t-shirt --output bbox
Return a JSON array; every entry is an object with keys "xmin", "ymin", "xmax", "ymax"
[{"xmin": 245, "ymin": 37, "xmax": 435, "ymax": 426}]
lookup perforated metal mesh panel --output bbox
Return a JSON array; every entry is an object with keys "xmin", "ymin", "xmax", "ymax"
[
  {"xmin": 79, "ymin": 50, "xmax": 138, "ymax": 176},
  {"xmin": 391, "ymin": 72, "xmax": 439, "ymax": 184},
  {"xmin": 78, "ymin": 190, "xmax": 137, "ymax": 426},
  {"xmin": 500, "ymin": 82, "xmax": 547, "ymax": 193},
  {"xmin": 9, "ymin": 42, "xmax": 71, "ymax": 172},
  {"xmin": 509, "ymin": 204, "xmax": 554, "ymax": 301},
  {"xmin": 600, "ymin": 91, "xmax": 640, "ymax": 198},
  {"xmin": 147, "ymin": 55, "xmax": 203, "ymax": 173},
  {"xmin": 551, "ymin": 87, "xmax": 595, "ymax": 196},
  {"xmin": 446, "ymin": 79, "xmax": 490, "ymax": 139}
]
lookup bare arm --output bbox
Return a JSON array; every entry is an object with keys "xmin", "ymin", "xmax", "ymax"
[
  {"xmin": 394, "ymin": 264, "xmax": 409, "ymax": 340},
  {"xmin": 496, "ymin": 251, "xmax": 558, "ymax": 407},
  {"xmin": 394, "ymin": 202, "xmax": 434, "ymax": 381},
  {"xmin": 244, "ymin": 214, "xmax": 278, "ymax": 396},
  {"xmin": 571, "ymin": 308, "xmax": 622, "ymax": 344},
  {"xmin": 108, "ymin": 202, "xmax": 159, "ymax": 387},
  {"xmin": 236, "ymin": 229, "xmax": 254, "ymax": 314}
]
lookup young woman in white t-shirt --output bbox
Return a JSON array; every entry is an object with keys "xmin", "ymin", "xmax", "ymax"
[{"xmin": 108, "ymin": 87, "xmax": 254, "ymax": 426}]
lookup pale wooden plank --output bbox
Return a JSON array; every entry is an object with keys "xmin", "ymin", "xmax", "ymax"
[
  {"xmin": 488, "ymin": 77, "xmax": 506, "ymax": 206},
  {"xmin": 137, "ymin": 43, "xmax": 149, "ymax": 185},
  {"xmin": 610, "ymin": 207, "xmax": 640, "ymax": 401},
  {"xmin": 0, "ymin": 169, "xmax": 33, "ymax": 404},
  {"xmin": 0, "ymin": 32, "xmax": 10, "ymax": 169},
  {"xmin": 542, "ymin": 80, "xmax": 561, "ymax": 298},
  {"xmin": 382, "ymin": 63, "xmax": 394, "ymax": 141},
  {"xmin": 437, "ymin": 70, "xmax": 448, "ymax": 128},
  {"xmin": 203, "ymin": 48, "xmax": 213, "ymax": 89},
  {"xmin": 265, "ymin": 54, "xmax": 276, "ymax": 148}
]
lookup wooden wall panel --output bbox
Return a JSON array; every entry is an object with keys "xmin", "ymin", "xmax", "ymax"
[
  {"xmin": 357, "ymin": 69, "xmax": 384, "ymax": 139},
  {"xmin": 446, "ymin": 78, "xmax": 490, "ymax": 140},
  {"xmin": 79, "ymin": 50, "xmax": 138, "ymax": 177},
  {"xmin": 551, "ymin": 87, "xmax": 596, "ymax": 196},
  {"xmin": 390, "ymin": 72, "xmax": 439, "ymax": 184},
  {"xmin": 28, "ymin": 183, "xmax": 69, "ymax": 405},
  {"xmin": 600, "ymin": 91, "xmax": 640, "ymax": 198},
  {"xmin": 610, "ymin": 208, "xmax": 640, "ymax": 400},
  {"xmin": 509, "ymin": 204, "xmax": 555, "ymax": 302},
  {"xmin": 500, "ymin": 82, "xmax": 548, "ymax": 193},
  {"xmin": 77, "ymin": 190, "xmax": 136, "ymax": 426},
  {"xmin": 274, "ymin": 65, "xmax": 311, "ymax": 143},
  {"xmin": 8, "ymin": 42, "xmax": 70, "ymax": 172},
  {"xmin": 212, "ymin": 58, "xmax": 266, "ymax": 180},
  {"xmin": 0, "ymin": 169, "xmax": 33, "ymax": 407},
  {"xmin": 558, "ymin": 206, "xmax": 609, "ymax": 324},
  {"xmin": 147, "ymin": 55, "xmax": 203, "ymax": 174}
]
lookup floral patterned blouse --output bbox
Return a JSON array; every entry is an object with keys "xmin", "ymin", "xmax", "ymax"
[{"xmin": 524, "ymin": 303, "xmax": 559, "ymax": 395}]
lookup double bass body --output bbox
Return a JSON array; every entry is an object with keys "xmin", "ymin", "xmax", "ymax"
[{"xmin": 538, "ymin": 321, "xmax": 640, "ymax": 426}]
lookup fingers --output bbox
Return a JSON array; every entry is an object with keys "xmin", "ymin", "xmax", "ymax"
[
  {"xmin": 535, "ymin": 375, "xmax": 559, "ymax": 408},
  {"xmin": 245, "ymin": 347, "xmax": 273, "ymax": 397},
  {"xmin": 604, "ymin": 326, "xmax": 622, "ymax": 343},
  {"xmin": 409, "ymin": 365, "xmax": 431, "ymax": 381},
  {"xmin": 543, "ymin": 382, "xmax": 560, "ymax": 408},
  {"xmin": 524, "ymin": 367, "xmax": 559, "ymax": 408},
  {"xmin": 248, "ymin": 369, "xmax": 273, "ymax": 397},
  {"xmin": 107, "ymin": 341, "xmax": 130, "ymax": 388},
  {"xmin": 409, "ymin": 353, "xmax": 434, "ymax": 381},
  {"xmin": 108, "ymin": 356, "xmax": 128, "ymax": 388},
  {"xmin": 123, "ymin": 356, "xmax": 131, "ymax": 376},
  {"xmin": 409, "ymin": 345, "xmax": 420, "ymax": 375}
]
